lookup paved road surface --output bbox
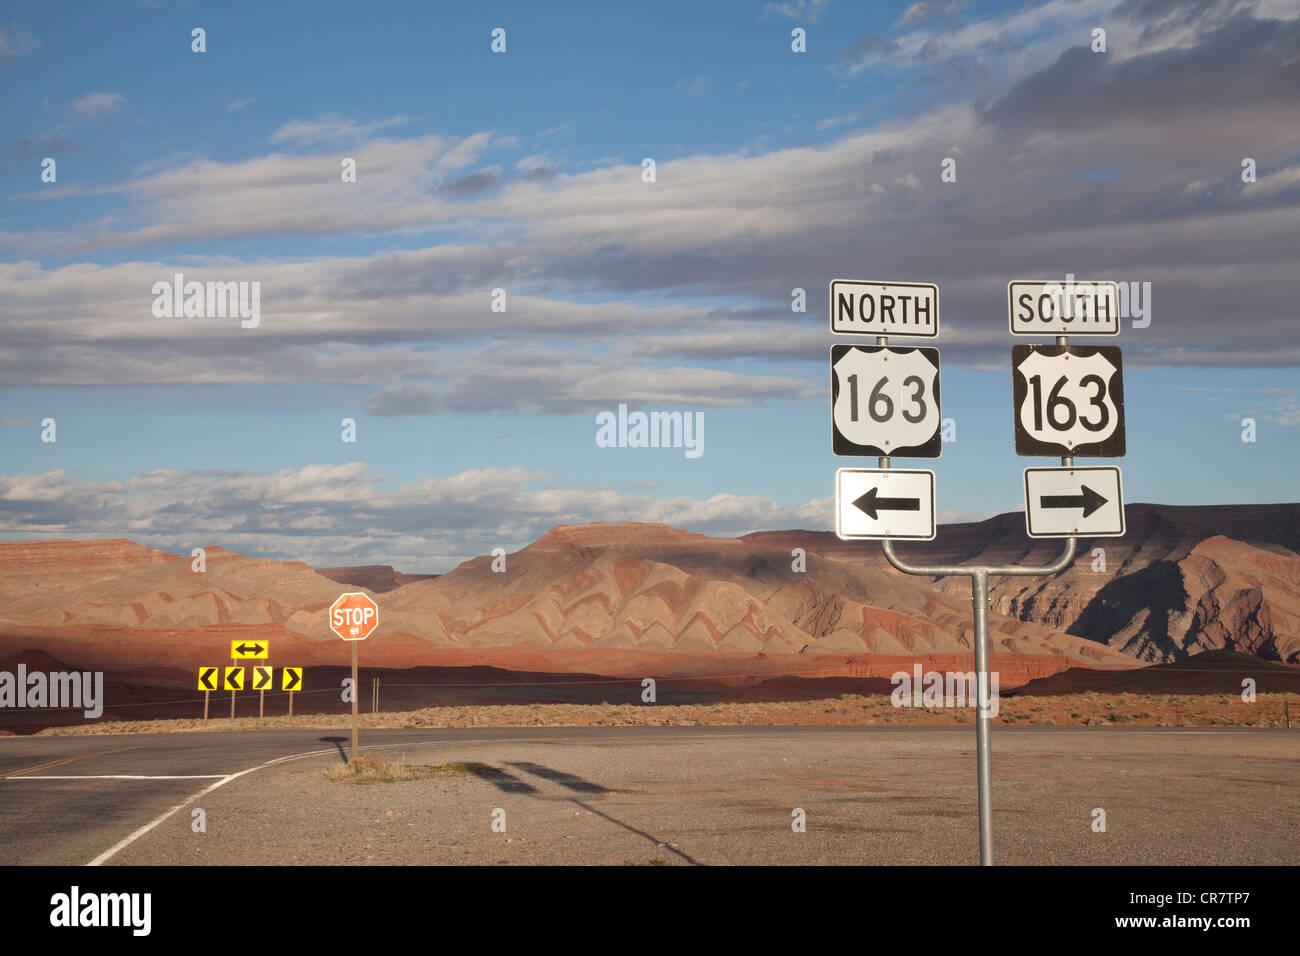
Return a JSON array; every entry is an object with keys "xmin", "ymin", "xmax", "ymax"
[{"xmin": 1, "ymin": 726, "xmax": 1295, "ymax": 865}]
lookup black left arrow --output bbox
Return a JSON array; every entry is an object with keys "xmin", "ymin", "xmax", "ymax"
[
  {"xmin": 852, "ymin": 487, "xmax": 921, "ymax": 520},
  {"xmin": 1040, "ymin": 484, "xmax": 1107, "ymax": 518},
  {"xmin": 200, "ymin": 668, "xmax": 217, "ymax": 690}
]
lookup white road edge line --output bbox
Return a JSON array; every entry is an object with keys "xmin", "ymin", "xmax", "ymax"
[
  {"xmin": 7, "ymin": 774, "xmax": 229, "ymax": 780},
  {"xmin": 86, "ymin": 747, "xmax": 338, "ymax": 867}
]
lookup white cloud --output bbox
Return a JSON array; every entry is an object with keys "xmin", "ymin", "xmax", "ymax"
[
  {"xmin": 0, "ymin": 465, "xmax": 833, "ymax": 569},
  {"xmin": 71, "ymin": 91, "xmax": 125, "ymax": 118},
  {"xmin": 762, "ymin": 0, "xmax": 831, "ymax": 24},
  {"xmin": 270, "ymin": 113, "xmax": 415, "ymax": 145}
]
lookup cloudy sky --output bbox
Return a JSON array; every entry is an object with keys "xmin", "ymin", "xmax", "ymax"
[{"xmin": 1, "ymin": 0, "xmax": 1297, "ymax": 570}]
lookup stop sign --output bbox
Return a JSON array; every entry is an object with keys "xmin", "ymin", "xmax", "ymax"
[{"xmin": 329, "ymin": 592, "xmax": 379, "ymax": 641}]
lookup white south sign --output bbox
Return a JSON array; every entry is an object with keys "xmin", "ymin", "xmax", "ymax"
[
  {"xmin": 1023, "ymin": 466, "xmax": 1125, "ymax": 538},
  {"xmin": 835, "ymin": 468, "xmax": 936, "ymax": 540},
  {"xmin": 831, "ymin": 345, "xmax": 942, "ymax": 458},
  {"xmin": 1008, "ymin": 280, "xmax": 1120, "ymax": 336}
]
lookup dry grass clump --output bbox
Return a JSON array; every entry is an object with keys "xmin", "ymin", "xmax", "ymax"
[{"xmin": 325, "ymin": 752, "xmax": 485, "ymax": 785}]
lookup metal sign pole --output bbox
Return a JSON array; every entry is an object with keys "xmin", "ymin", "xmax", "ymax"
[
  {"xmin": 881, "ymin": 536, "xmax": 1076, "ymax": 865},
  {"xmin": 351, "ymin": 640, "xmax": 359, "ymax": 763}
]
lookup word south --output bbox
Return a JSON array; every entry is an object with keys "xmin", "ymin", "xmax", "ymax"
[
  {"xmin": 596, "ymin": 404, "xmax": 704, "ymax": 459},
  {"xmin": 151, "ymin": 272, "xmax": 260, "ymax": 328}
]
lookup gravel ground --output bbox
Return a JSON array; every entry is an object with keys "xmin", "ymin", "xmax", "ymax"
[{"xmin": 101, "ymin": 727, "xmax": 1299, "ymax": 866}]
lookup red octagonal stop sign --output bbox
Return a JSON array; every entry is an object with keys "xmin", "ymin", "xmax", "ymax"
[{"xmin": 329, "ymin": 592, "xmax": 379, "ymax": 641}]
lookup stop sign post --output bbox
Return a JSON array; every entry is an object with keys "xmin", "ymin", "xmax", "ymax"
[{"xmin": 329, "ymin": 592, "xmax": 379, "ymax": 762}]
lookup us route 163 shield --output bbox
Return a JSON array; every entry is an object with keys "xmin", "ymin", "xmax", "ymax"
[
  {"xmin": 831, "ymin": 345, "xmax": 942, "ymax": 458},
  {"xmin": 1011, "ymin": 344, "xmax": 1125, "ymax": 457}
]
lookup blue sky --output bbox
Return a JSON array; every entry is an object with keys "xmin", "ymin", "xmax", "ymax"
[{"xmin": 1, "ymin": 0, "xmax": 1298, "ymax": 570}]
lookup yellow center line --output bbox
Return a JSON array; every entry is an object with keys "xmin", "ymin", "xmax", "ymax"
[{"xmin": 2, "ymin": 746, "xmax": 138, "ymax": 779}]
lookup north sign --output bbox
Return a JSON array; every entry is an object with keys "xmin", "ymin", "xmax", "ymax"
[{"xmin": 830, "ymin": 280, "xmax": 939, "ymax": 337}]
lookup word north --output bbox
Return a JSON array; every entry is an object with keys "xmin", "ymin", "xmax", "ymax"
[
  {"xmin": 596, "ymin": 404, "xmax": 704, "ymax": 459},
  {"xmin": 50, "ymin": 886, "xmax": 151, "ymax": 936},
  {"xmin": 891, "ymin": 665, "xmax": 999, "ymax": 718},
  {"xmin": 151, "ymin": 273, "xmax": 260, "ymax": 328},
  {"xmin": 0, "ymin": 666, "xmax": 103, "ymax": 718}
]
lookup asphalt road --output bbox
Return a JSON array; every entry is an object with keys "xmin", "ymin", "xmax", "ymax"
[{"xmin": 1, "ymin": 726, "xmax": 1296, "ymax": 865}]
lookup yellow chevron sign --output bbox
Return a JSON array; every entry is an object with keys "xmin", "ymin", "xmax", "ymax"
[
  {"xmin": 223, "ymin": 667, "xmax": 244, "ymax": 691},
  {"xmin": 197, "ymin": 667, "xmax": 219, "ymax": 691},
  {"xmin": 251, "ymin": 666, "xmax": 273, "ymax": 691},
  {"xmin": 281, "ymin": 667, "xmax": 303, "ymax": 692}
]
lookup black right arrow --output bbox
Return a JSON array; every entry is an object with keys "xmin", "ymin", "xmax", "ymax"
[
  {"xmin": 200, "ymin": 668, "xmax": 216, "ymax": 690},
  {"xmin": 1040, "ymin": 484, "xmax": 1108, "ymax": 518},
  {"xmin": 852, "ymin": 487, "xmax": 921, "ymax": 520},
  {"xmin": 284, "ymin": 669, "xmax": 301, "ymax": 691}
]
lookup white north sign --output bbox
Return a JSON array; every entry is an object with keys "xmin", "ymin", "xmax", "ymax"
[
  {"xmin": 830, "ymin": 280, "xmax": 938, "ymax": 337},
  {"xmin": 835, "ymin": 468, "xmax": 936, "ymax": 540},
  {"xmin": 1008, "ymin": 279, "xmax": 1120, "ymax": 336},
  {"xmin": 1023, "ymin": 466, "xmax": 1125, "ymax": 538}
]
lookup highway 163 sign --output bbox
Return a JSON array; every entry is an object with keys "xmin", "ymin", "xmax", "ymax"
[
  {"xmin": 1011, "ymin": 344, "xmax": 1125, "ymax": 457},
  {"xmin": 831, "ymin": 345, "xmax": 942, "ymax": 457},
  {"xmin": 1024, "ymin": 466, "xmax": 1125, "ymax": 537},
  {"xmin": 835, "ymin": 468, "xmax": 936, "ymax": 540}
]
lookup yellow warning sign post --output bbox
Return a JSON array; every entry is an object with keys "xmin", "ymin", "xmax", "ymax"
[
  {"xmin": 252, "ymin": 665, "xmax": 273, "ymax": 719},
  {"xmin": 198, "ymin": 667, "xmax": 218, "ymax": 725},
  {"xmin": 282, "ymin": 667, "xmax": 303, "ymax": 718},
  {"xmin": 224, "ymin": 665, "xmax": 244, "ymax": 719}
]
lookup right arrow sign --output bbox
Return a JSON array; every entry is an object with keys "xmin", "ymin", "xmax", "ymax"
[{"xmin": 1024, "ymin": 466, "xmax": 1125, "ymax": 538}]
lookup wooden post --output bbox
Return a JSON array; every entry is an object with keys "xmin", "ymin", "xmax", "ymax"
[
  {"xmin": 351, "ymin": 641, "xmax": 359, "ymax": 762},
  {"xmin": 288, "ymin": 687, "xmax": 294, "ymax": 718},
  {"xmin": 203, "ymin": 689, "xmax": 209, "ymax": 727},
  {"xmin": 259, "ymin": 658, "xmax": 266, "ymax": 719},
  {"xmin": 230, "ymin": 658, "xmax": 237, "ymax": 720}
]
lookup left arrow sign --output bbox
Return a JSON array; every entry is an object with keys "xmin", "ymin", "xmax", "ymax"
[
  {"xmin": 836, "ymin": 468, "xmax": 935, "ymax": 540},
  {"xmin": 852, "ymin": 487, "xmax": 921, "ymax": 520},
  {"xmin": 198, "ymin": 667, "xmax": 218, "ymax": 691}
]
